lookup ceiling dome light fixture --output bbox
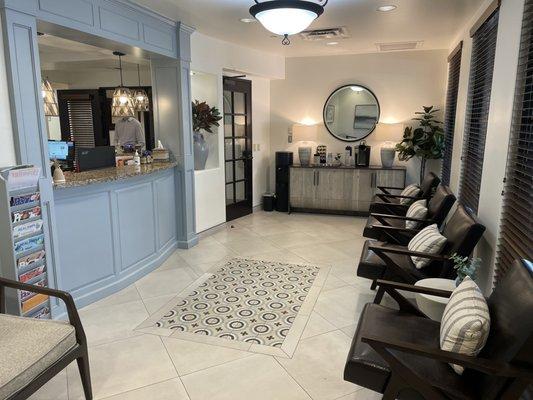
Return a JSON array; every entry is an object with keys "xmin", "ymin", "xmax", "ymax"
[
  {"xmin": 377, "ymin": 5, "xmax": 397, "ymax": 12},
  {"xmin": 249, "ymin": 0, "xmax": 328, "ymax": 45}
]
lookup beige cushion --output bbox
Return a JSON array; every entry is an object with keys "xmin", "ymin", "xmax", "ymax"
[
  {"xmin": 405, "ymin": 199, "xmax": 428, "ymax": 229},
  {"xmin": 440, "ymin": 277, "xmax": 490, "ymax": 374},
  {"xmin": 407, "ymin": 224, "xmax": 447, "ymax": 269},
  {"xmin": 0, "ymin": 314, "xmax": 76, "ymax": 399},
  {"xmin": 400, "ymin": 184, "xmax": 421, "ymax": 205}
]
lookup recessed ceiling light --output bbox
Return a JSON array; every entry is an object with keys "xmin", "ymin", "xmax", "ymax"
[
  {"xmin": 377, "ymin": 5, "xmax": 397, "ymax": 12},
  {"xmin": 240, "ymin": 18, "xmax": 256, "ymax": 23},
  {"xmin": 326, "ymin": 41, "xmax": 339, "ymax": 46}
]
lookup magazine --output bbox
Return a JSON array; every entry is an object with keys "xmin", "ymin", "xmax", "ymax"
[
  {"xmin": 14, "ymin": 234, "xmax": 44, "ymax": 254},
  {"xmin": 12, "ymin": 206, "xmax": 41, "ymax": 223},
  {"xmin": 10, "ymin": 192, "xmax": 40, "ymax": 207},
  {"xmin": 13, "ymin": 219, "xmax": 43, "ymax": 239},
  {"xmin": 19, "ymin": 265, "xmax": 46, "ymax": 283}
]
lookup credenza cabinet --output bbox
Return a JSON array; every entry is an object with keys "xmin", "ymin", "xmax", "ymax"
[{"xmin": 289, "ymin": 166, "xmax": 406, "ymax": 215}]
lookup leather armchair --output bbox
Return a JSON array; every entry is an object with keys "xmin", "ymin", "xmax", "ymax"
[
  {"xmin": 364, "ymin": 185, "xmax": 456, "ymax": 245},
  {"xmin": 344, "ymin": 259, "xmax": 533, "ymax": 400},
  {"xmin": 357, "ymin": 204, "xmax": 485, "ymax": 290},
  {"xmin": 369, "ymin": 172, "xmax": 440, "ymax": 216}
]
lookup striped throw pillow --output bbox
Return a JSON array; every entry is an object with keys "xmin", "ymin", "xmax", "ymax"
[
  {"xmin": 405, "ymin": 199, "xmax": 428, "ymax": 229},
  {"xmin": 400, "ymin": 184, "xmax": 421, "ymax": 205},
  {"xmin": 407, "ymin": 224, "xmax": 447, "ymax": 269},
  {"xmin": 440, "ymin": 277, "xmax": 490, "ymax": 374}
]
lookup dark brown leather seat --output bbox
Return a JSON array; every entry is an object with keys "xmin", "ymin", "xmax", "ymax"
[
  {"xmin": 344, "ymin": 259, "xmax": 533, "ymax": 400},
  {"xmin": 357, "ymin": 204, "xmax": 485, "ymax": 285},
  {"xmin": 369, "ymin": 172, "xmax": 440, "ymax": 215},
  {"xmin": 364, "ymin": 185, "xmax": 456, "ymax": 244}
]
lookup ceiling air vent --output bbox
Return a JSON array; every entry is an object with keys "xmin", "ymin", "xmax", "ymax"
[
  {"xmin": 376, "ymin": 41, "xmax": 423, "ymax": 52},
  {"xmin": 299, "ymin": 27, "xmax": 349, "ymax": 41}
]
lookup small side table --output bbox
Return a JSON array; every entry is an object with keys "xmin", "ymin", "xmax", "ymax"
[{"xmin": 414, "ymin": 278, "xmax": 456, "ymax": 321}]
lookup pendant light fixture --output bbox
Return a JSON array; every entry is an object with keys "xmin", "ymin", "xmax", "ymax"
[
  {"xmin": 133, "ymin": 64, "xmax": 149, "ymax": 112},
  {"xmin": 41, "ymin": 77, "xmax": 58, "ymax": 116},
  {"xmin": 111, "ymin": 51, "xmax": 135, "ymax": 117},
  {"xmin": 249, "ymin": 0, "xmax": 327, "ymax": 45}
]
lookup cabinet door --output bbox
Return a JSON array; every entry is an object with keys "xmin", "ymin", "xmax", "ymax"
[
  {"xmin": 316, "ymin": 169, "xmax": 347, "ymax": 210},
  {"xmin": 289, "ymin": 168, "xmax": 304, "ymax": 207},
  {"xmin": 290, "ymin": 168, "xmax": 317, "ymax": 208},
  {"xmin": 376, "ymin": 170, "xmax": 405, "ymax": 189},
  {"xmin": 357, "ymin": 170, "xmax": 378, "ymax": 211}
]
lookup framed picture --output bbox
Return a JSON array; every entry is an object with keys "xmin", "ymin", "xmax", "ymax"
[
  {"xmin": 325, "ymin": 104, "xmax": 335, "ymax": 124},
  {"xmin": 354, "ymin": 104, "xmax": 378, "ymax": 130}
]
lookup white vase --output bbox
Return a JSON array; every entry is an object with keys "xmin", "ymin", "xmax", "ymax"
[{"xmin": 193, "ymin": 131, "xmax": 209, "ymax": 170}]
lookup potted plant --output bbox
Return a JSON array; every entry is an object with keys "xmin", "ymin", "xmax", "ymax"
[
  {"xmin": 395, "ymin": 106, "xmax": 445, "ymax": 184},
  {"xmin": 451, "ymin": 253, "xmax": 482, "ymax": 286},
  {"xmin": 191, "ymin": 100, "xmax": 222, "ymax": 170}
]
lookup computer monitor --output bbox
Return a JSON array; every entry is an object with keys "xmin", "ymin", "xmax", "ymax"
[{"xmin": 48, "ymin": 141, "xmax": 74, "ymax": 161}]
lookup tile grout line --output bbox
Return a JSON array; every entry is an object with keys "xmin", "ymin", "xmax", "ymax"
[
  {"xmin": 272, "ymin": 357, "xmax": 315, "ymax": 400},
  {"xmin": 97, "ymin": 377, "xmax": 179, "ymax": 400},
  {"xmin": 159, "ymin": 336, "xmax": 195, "ymax": 400}
]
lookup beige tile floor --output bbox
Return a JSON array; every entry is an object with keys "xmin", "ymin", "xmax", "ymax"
[{"xmin": 30, "ymin": 211, "xmax": 382, "ymax": 400}]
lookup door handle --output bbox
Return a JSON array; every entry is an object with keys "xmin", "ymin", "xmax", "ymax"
[
  {"xmin": 371, "ymin": 172, "xmax": 376, "ymax": 188},
  {"xmin": 313, "ymin": 170, "xmax": 317, "ymax": 186},
  {"xmin": 316, "ymin": 171, "xmax": 320, "ymax": 186}
]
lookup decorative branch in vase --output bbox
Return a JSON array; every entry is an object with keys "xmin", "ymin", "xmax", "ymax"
[
  {"xmin": 191, "ymin": 100, "xmax": 222, "ymax": 170},
  {"xmin": 451, "ymin": 253, "xmax": 482, "ymax": 286},
  {"xmin": 395, "ymin": 106, "xmax": 444, "ymax": 184}
]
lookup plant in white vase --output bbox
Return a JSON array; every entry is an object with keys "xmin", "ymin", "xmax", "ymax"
[
  {"xmin": 451, "ymin": 253, "xmax": 482, "ymax": 286},
  {"xmin": 191, "ymin": 100, "xmax": 222, "ymax": 170}
]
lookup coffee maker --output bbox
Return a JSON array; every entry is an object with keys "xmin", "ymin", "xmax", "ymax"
[{"xmin": 356, "ymin": 141, "xmax": 371, "ymax": 167}]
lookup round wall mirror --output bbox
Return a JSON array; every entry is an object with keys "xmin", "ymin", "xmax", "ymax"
[{"xmin": 323, "ymin": 85, "xmax": 380, "ymax": 142}]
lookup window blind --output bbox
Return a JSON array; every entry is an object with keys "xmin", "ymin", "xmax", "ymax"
[
  {"xmin": 442, "ymin": 43, "xmax": 463, "ymax": 186},
  {"xmin": 66, "ymin": 99, "xmax": 96, "ymax": 148},
  {"xmin": 458, "ymin": 8, "xmax": 500, "ymax": 213},
  {"xmin": 495, "ymin": 0, "xmax": 533, "ymax": 283}
]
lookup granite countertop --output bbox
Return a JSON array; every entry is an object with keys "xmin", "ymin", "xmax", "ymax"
[
  {"xmin": 54, "ymin": 161, "xmax": 177, "ymax": 189},
  {"xmin": 291, "ymin": 164, "xmax": 406, "ymax": 170}
]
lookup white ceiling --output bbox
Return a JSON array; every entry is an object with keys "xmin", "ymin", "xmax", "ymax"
[
  {"xmin": 131, "ymin": 0, "xmax": 483, "ymax": 57},
  {"xmin": 38, "ymin": 35, "xmax": 150, "ymax": 71}
]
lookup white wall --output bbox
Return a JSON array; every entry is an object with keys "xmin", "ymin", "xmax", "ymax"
[
  {"xmin": 0, "ymin": 18, "xmax": 16, "ymax": 167},
  {"xmin": 448, "ymin": 0, "xmax": 525, "ymax": 292},
  {"xmin": 270, "ymin": 50, "xmax": 448, "ymax": 187},
  {"xmin": 191, "ymin": 32, "xmax": 284, "ymax": 233}
]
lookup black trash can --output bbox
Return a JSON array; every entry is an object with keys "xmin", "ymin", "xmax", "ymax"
[{"xmin": 262, "ymin": 193, "xmax": 276, "ymax": 212}]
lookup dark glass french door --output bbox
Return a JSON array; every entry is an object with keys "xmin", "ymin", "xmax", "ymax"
[{"xmin": 223, "ymin": 77, "xmax": 253, "ymax": 221}]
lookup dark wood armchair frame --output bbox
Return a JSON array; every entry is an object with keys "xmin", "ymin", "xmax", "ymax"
[
  {"xmin": 365, "ymin": 280, "xmax": 533, "ymax": 400},
  {"xmin": 369, "ymin": 213, "xmax": 435, "ymax": 245},
  {"xmin": 0, "ymin": 277, "xmax": 92, "ymax": 400},
  {"xmin": 367, "ymin": 243, "xmax": 450, "ymax": 300}
]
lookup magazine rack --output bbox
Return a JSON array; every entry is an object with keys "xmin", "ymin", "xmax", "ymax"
[{"xmin": 0, "ymin": 165, "xmax": 51, "ymax": 318}]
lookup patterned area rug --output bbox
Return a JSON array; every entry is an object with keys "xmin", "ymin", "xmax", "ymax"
[{"xmin": 136, "ymin": 258, "xmax": 330, "ymax": 358}]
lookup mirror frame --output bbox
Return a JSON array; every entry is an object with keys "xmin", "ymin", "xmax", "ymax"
[{"xmin": 322, "ymin": 84, "xmax": 380, "ymax": 142}]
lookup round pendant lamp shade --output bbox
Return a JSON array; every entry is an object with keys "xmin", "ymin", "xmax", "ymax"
[
  {"xmin": 111, "ymin": 51, "xmax": 135, "ymax": 117},
  {"xmin": 133, "ymin": 65, "xmax": 150, "ymax": 112},
  {"xmin": 112, "ymin": 87, "xmax": 135, "ymax": 117},
  {"xmin": 250, "ymin": 0, "xmax": 326, "ymax": 44},
  {"xmin": 133, "ymin": 89, "xmax": 149, "ymax": 112},
  {"xmin": 41, "ymin": 78, "xmax": 58, "ymax": 116}
]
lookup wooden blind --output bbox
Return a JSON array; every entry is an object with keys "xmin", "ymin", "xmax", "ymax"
[
  {"xmin": 441, "ymin": 43, "xmax": 463, "ymax": 186},
  {"xmin": 458, "ymin": 9, "xmax": 500, "ymax": 213},
  {"xmin": 494, "ymin": 0, "xmax": 533, "ymax": 282},
  {"xmin": 66, "ymin": 99, "xmax": 96, "ymax": 148}
]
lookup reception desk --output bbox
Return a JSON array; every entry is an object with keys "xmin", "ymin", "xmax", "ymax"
[{"xmin": 52, "ymin": 162, "xmax": 178, "ymax": 311}]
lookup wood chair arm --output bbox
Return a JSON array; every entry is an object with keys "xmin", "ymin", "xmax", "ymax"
[
  {"xmin": 0, "ymin": 276, "xmax": 87, "ymax": 345},
  {"xmin": 361, "ymin": 334, "xmax": 533, "ymax": 379},
  {"xmin": 369, "ymin": 224, "xmax": 420, "ymax": 235},
  {"xmin": 376, "ymin": 186, "xmax": 404, "ymax": 195},
  {"xmin": 371, "ymin": 213, "xmax": 434, "ymax": 223},
  {"xmin": 375, "ymin": 279, "xmax": 453, "ymax": 298},
  {"xmin": 378, "ymin": 194, "xmax": 421, "ymax": 200},
  {"xmin": 368, "ymin": 244, "xmax": 449, "ymax": 262}
]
